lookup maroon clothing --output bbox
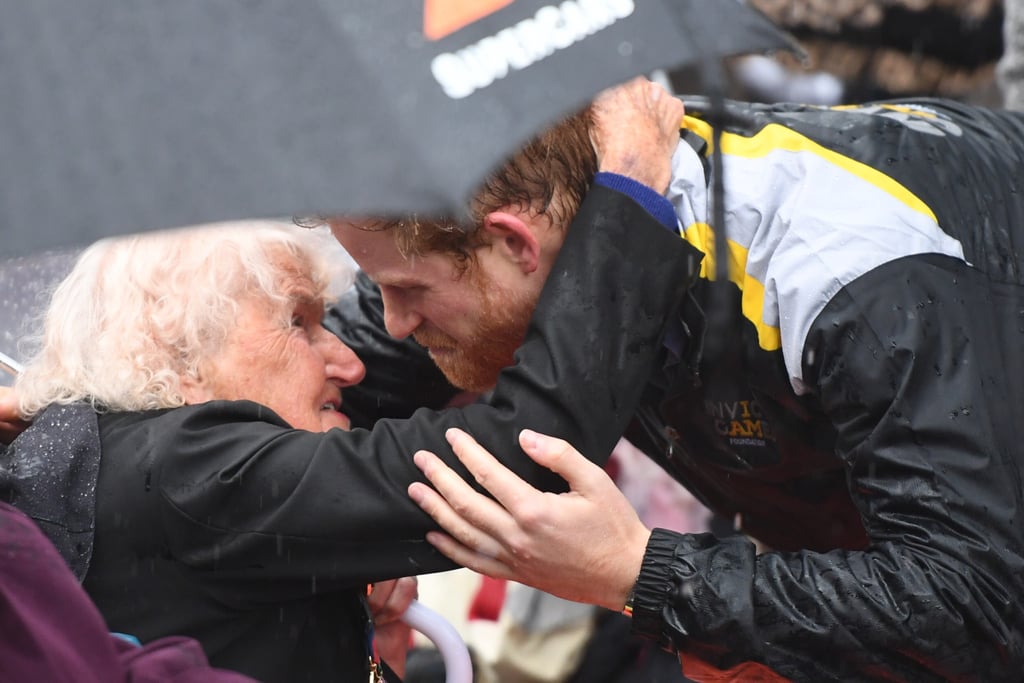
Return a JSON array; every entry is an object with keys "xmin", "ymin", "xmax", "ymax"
[{"xmin": 0, "ymin": 501, "xmax": 254, "ymax": 683}]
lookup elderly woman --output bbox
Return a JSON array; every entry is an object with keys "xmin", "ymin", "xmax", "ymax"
[
  {"xmin": 7, "ymin": 224, "xmax": 417, "ymax": 682},
  {"xmin": 0, "ymin": 191, "xmax": 692, "ymax": 683}
]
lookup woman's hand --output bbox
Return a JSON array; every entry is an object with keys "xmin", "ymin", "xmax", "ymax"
[
  {"xmin": 0, "ymin": 386, "xmax": 29, "ymax": 445},
  {"xmin": 591, "ymin": 76, "xmax": 686, "ymax": 194},
  {"xmin": 367, "ymin": 576, "xmax": 418, "ymax": 678}
]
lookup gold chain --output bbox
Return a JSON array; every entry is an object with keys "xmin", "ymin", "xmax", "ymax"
[{"xmin": 368, "ymin": 656, "xmax": 384, "ymax": 683}]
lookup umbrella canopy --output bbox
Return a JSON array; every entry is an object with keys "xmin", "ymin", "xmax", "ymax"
[{"xmin": 1, "ymin": 0, "xmax": 799, "ymax": 258}]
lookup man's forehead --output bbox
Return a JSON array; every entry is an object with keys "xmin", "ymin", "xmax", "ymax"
[
  {"xmin": 363, "ymin": 253, "xmax": 462, "ymax": 289},
  {"xmin": 328, "ymin": 219, "xmax": 396, "ymax": 247},
  {"xmin": 328, "ymin": 220, "xmax": 462, "ymax": 284},
  {"xmin": 329, "ymin": 221, "xmax": 403, "ymax": 263}
]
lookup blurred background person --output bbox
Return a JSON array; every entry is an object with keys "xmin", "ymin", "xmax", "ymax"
[{"xmin": 657, "ymin": 0, "xmax": 1004, "ymax": 107}]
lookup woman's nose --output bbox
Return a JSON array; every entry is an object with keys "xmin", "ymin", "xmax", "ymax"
[{"xmin": 323, "ymin": 332, "xmax": 367, "ymax": 387}]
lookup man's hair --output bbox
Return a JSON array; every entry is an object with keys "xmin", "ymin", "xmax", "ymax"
[
  {"xmin": 15, "ymin": 222, "xmax": 351, "ymax": 418},
  {"xmin": 330, "ymin": 106, "xmax": 597, "ymax": 269}
]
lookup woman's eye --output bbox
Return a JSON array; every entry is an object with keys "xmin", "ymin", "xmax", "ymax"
[{"xmin": 289, "ymin": 300, "xmax": 322, "ymax": 330}]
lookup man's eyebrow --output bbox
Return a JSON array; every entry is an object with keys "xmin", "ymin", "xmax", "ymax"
[{"xmin": 374, "ymin": 276, "xmax": 427, "ymax": 289}]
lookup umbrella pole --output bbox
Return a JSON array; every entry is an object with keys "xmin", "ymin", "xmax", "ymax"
[
  {"xmin": 692, "ymin": 42, "xmax": 734, "ymax": 368},
  {"xmin": 0, "ymin": 350, "xmax": 23, "ymax": 378},
  {"xmin": 702, "ymin": 60, "xmax": 729, "ymax": 286}
]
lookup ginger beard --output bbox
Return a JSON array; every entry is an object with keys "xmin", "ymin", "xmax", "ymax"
[{"xmin": 412, "ymin": 267, "xmax": 536, "ymax": 394}]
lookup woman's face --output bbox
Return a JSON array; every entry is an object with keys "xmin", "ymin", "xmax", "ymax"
[{"xmin": 183, "ymin": 271, "xmax": 365, "ymax": 432}]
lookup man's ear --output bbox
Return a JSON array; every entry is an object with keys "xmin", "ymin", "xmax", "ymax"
[{"xmin": 481, "ymin": 211, "xmax": 542, "ymax": 274}]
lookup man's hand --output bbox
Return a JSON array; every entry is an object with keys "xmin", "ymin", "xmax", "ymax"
[
  {"xmin": 0, "ymin": 387, "xmax": 29, "ymax": 445},
  {"xmin": 591, "ymin": 76, "xmax": 686, "ymax": 194},
  {"xmin": 367, "ymin": 577, "xmax": 418, "ymax": 678},
  {"xmin": 408, "ymin": 428, "xmax": 651, "ymax": 612}
]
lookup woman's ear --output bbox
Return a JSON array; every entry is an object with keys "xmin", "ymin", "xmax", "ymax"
[
  {"xmin": 179, "ymin": 373, "xmax": 212, "ymax": 405},
  {"xmin": 481, "ymin": 211, "xmax": 542, "ymax": 274}
]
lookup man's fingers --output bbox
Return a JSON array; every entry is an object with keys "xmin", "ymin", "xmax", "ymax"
[
  {"xmin": 517, "ymin": 429, "xmax": 611, "ymax": 497},
  {"xmin": 441, "ymin": 427, "xmax": 611, "ymax": 503},
  {"xmin": 445, "ymin": 428, "xmax": 535, "ymax": 509},
  {"xmin": 424, "ymin": 530, "xmax": 513, "ymax": 580},
  {"xmin": 413, "ymin": 448, "xmax": 511, "ymax": 525},
  {"xmin": 408, "ymin": 467, "xmax": 507, "ymax": 558}
]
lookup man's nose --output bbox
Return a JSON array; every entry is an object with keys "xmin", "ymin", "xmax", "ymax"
[{"xmin": 380, "ymin": 288, "xmax": 422, "ymax": 340}]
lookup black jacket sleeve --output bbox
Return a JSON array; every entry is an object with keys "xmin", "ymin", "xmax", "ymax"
[
  {"xmin": 141, "ymin": 184, "xmax": 702, "ymax": 590},
  {"xmin": 628, "ymin": 255, "xmax": 1024, "ymax": 682}
]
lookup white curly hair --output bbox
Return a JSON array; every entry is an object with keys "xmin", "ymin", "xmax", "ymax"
[{"xmin": 15, "ymin": 221, "xmax": 351, "ymax": 417}]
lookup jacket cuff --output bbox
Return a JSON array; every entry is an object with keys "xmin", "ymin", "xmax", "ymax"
[
  {"xmin": 593, "ymin": 172, "xmax": 678, "ymax": 232},
  {"xmin": 630, "ymin": 527, "xmax": 683, "ymax": 649}
]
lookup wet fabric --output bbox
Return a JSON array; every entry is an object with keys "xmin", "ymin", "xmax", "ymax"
[{"xmin": 0, "ymin": 401, "xmax": 100, "ymax": 579}]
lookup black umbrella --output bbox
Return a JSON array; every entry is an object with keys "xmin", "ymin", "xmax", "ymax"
[{"xmin": 1, "ymin": 0, "xmax": 799, "ymax": 258}]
